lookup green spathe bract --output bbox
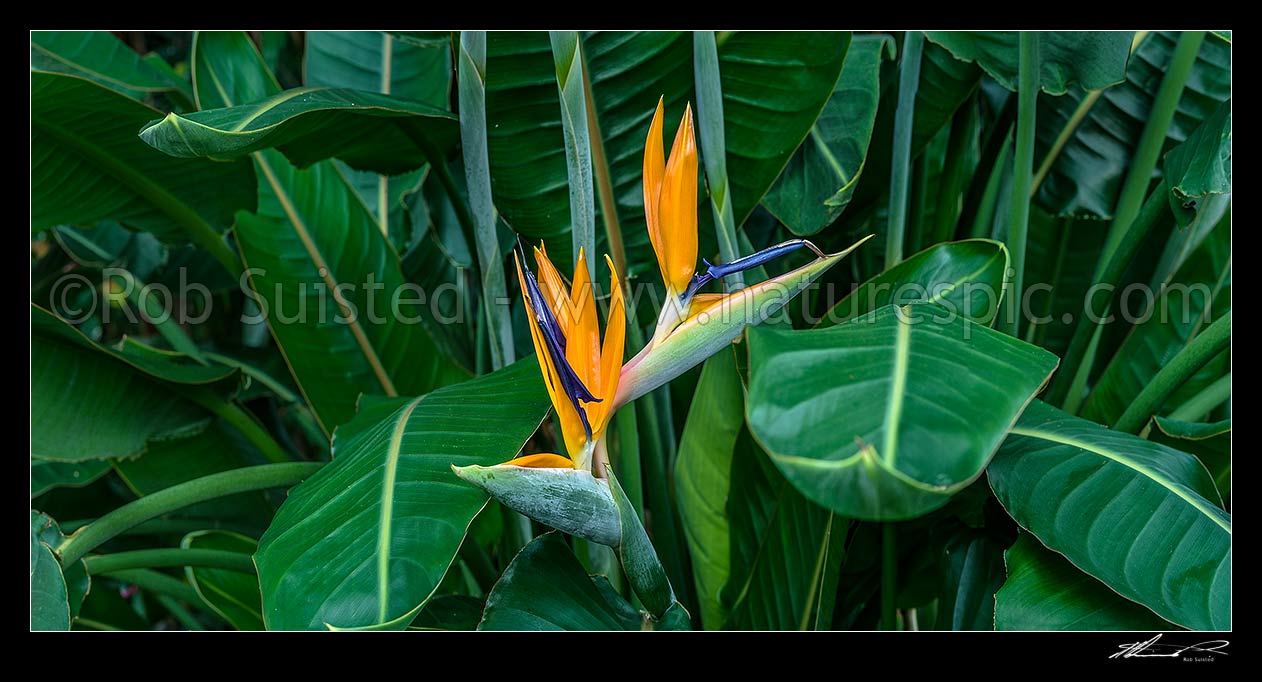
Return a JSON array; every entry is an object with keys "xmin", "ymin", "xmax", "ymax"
[{"xmin": 452, "ymin": 464, "xmax": 620, "ymax": 546}]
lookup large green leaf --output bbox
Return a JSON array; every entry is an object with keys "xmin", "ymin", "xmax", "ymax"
[
  {"xmin": 1164, "ymin": 98, "xmax": 1231, "ymax": 224},
  {"xmin": 479, "ymin": 533, "xmax": 643, "ymax": 630},
  {"xmin": 30, "ymin": 71, "xmax": 255, "ymax": 246},
  {"xmin": 31, "ymin": 305, "xmax": 237, "ymax": 462},
  {"xmin": 1035, "ymin": 31, "xmax": 1231, "ymax": 218},
  {"xmin": 304, "ymin": 31, "xmax": 448, "ymax": 234},
  {"xmin": 305, "ymin": 31, "xmax": 450, "ymax": 108},
  {"xmin": 934, "ymin": 531, "xmax": 1007, "ymax": 630},
  {"xmin": 816, "ymin": 239, "xmax": 1008, "ymax": 328},
  {"xmin": 763, "ymin": 34, "xmax": 894, "ymax": 235},
  {"xmin": 748, "ymin": 304, "xmax": 1058, "ymax": 520},
  {"xmin": 30, "ymin": 31, "xmax": 191, "ymax": 102},
  {"xmin": 254, "ymin": 358, "xmax": 550, "ymax": 630},
  {"xmin": 723, "ymin": 427, "xmax": 847, "ymax": 630},
  {"xmin": 926, "ymin": 31, "xmax": 1132, "ymax": 95},
  {"xmin": 717, "ymin": 32, "xmax": 849, "ymax": 229},
  {"xmin": 31, "ymin": 511, "xmax": 71, "ymax": 630},
  {"xmin": 189, "ymin": 31, "xmax": 468, "ymax": 433},
  {"xmin": 183, "ymin": 531, "xmax": 265, "ymax": 630},
  {"xmin": 1150, "ymin": 417, "xmax": 1231, "ymax": 503},
  {"xmin": 31, "ymin": 459, "xmax": 111, "ymax": 497},
  {"xmin": 989, "ymin": 400, "xmax": 1230, "ymax": 630},
  {"xmin": 138, "ymin": 90, "xmax": 459, "ymax": 175},
  {"xmin": 995, "ymin": 533, "xmax": 1177, "ymax": 631},
  {"xmin": 483, "ymin": 31, "xmax": 846, "ymax": 274},
  {"xmin": 675, "ymin": 348, "xmax": 743, "ymax": 629},
  {"xmin": 233, "ymin": 152, "xmax": 469, "ymax": 431},
  {"xmin": 1083, "ymin": 215, "xmax": 1230, "ymax": 425}
]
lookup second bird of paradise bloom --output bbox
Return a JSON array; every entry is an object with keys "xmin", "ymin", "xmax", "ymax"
[{"xmin": 454, "ymin": 98, "xmax": 870, "ymax": 548}]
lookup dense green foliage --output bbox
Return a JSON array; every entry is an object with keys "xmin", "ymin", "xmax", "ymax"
[{"xmin": 31, "ymin": 30, "xmax": 1230, "ymax": 631}]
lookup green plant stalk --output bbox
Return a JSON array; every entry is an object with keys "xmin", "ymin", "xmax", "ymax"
[
  {"xmin": 203, "ymin": 352, "xmax": 299, "ymax": 403},
  {"xmin": 549, "ymin": 31, "xmax": 597, "ymax": 281},
  {"xmin": 458, "ymin": 31, "xmax": 515, "ymax": 371},
  {"xmin": 458, "ymin": 535, "xmax": 499, "ymax": 594},
  {"xmin": 882, "ymin": 522, "xmax": 897, "ymax": 630},
  {"xmin": 885, "ymin": 31, "xmax": 925, "ymax": 269},
  {"xmin": 120, "ymin": 270, "xmax": 206, "ymax": 364},
  {"xmin": 1047, "ymin": 181, "xmax": 1172, "ymax": 409},
  {"xmin": 907, "ymin": 154, "xmax": 931, "ymax": 254},
  {"xmin": 1114, "ymin": 311, "xmax": 1230, "ymax": 433},
  {"xmin": 59, "ymin": 517, "xmax": 259, "ymax": 538},
  {"xmin": 461, "ymin": 34, "xmax": 535, "ymax": 550},
  {"xmin": 580, "ymin": 48, "xmax": 628, "ymax": 279},
  {"xmin": 1149, "ymin": 195, "xmax": 1229, "ymax": 292},
  {"xmin": 74, "ymin": 618, "xmax": 120, "ymax": 631},
  {"xmin": 1027, "ymin": 215, "xmax": 1073, "ymax": 344},
  {"xmin": 625, "ymin": 318, "xmax": 692, "ymax": 611},
  {"xmin": 931, "ymin": 99, "xmax": 978, "ymax": 244},
  {"xmin": 192, "ymin": 392, "xmax": 292, "ymax": 464},
  {"xmin": 1098, "ymin": 31, "xmax": 1205, "ymax": 265},
  {"xmin": 407, "ymin": 131, "xmax": 480, "ymax": 271},
  {"xmin": 693, "ymin": 30, "xmax": 743, "ymax": 291},
  {"xmin": 1166, "ymin": 373, "xmax": 1232, "ymax": 422},
  {"xmin": 613, "ymin": 402, "xmax": 644, "ymax": 521},
  {"xmin": 58, "ymin": 462, "xmax": 321, "ymax": 565},
  {"xmin": 956, "ymin": 95, "xmax": 1016, "ymax": 239},
  {"xmin": 1030, "ymin": 20, "xmax": 1151, "ymax": 203},
  {"xmin": 968, "ymin": 134, "xmax": 1013, "ymax": 239},
  {"xmin": 155, "ymin": 593, "xmax": 206, "ymax": 630},
  {"xmin": 102, "ymin": 568, "xmax": 202, "ymax": 605},
  {"xmin": 84, "ymin": 548, "xmax": 256, "ymax": 575},
  {"xmin": 1004, "ymin": 31, "xmax": 1038, "ymax": 337},
  {"xmin": 1031, "ymin": 90, "xmax": 1102, "ymax": 196}
]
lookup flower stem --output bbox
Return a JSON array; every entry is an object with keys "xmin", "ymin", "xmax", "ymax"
[{"xmin": 57, "ymin": 463, "xmax": 321, "ymax": 565}]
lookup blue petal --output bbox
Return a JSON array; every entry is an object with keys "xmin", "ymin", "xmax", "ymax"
[
  {"xmin": 681, "ymin": 239, "xmax": 826, "ymax": 302},
  {"xmin": 515, "ymin": 239, "xmax": 601, "ymax": 440}
]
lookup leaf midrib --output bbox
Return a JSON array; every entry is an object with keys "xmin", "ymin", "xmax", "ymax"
[
  {"xmin": 881, "ymin": 311, "xmax": 911, "ymax": 466},
  {"xmin": 253, "ymin": 153, "xmax": 398, "ymax": 396},
  {"xmin": 31, "ymin": 42, "xmax": 168, "ymax": 93},
  {"xmin": 377, "ymin": 396, "xmax": 424, "ymax": 622}
]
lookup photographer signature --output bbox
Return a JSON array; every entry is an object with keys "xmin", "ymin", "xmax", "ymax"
[{"xmin": 1110, "ymin": 634, "xmax": 1229, "ymax": 659}]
